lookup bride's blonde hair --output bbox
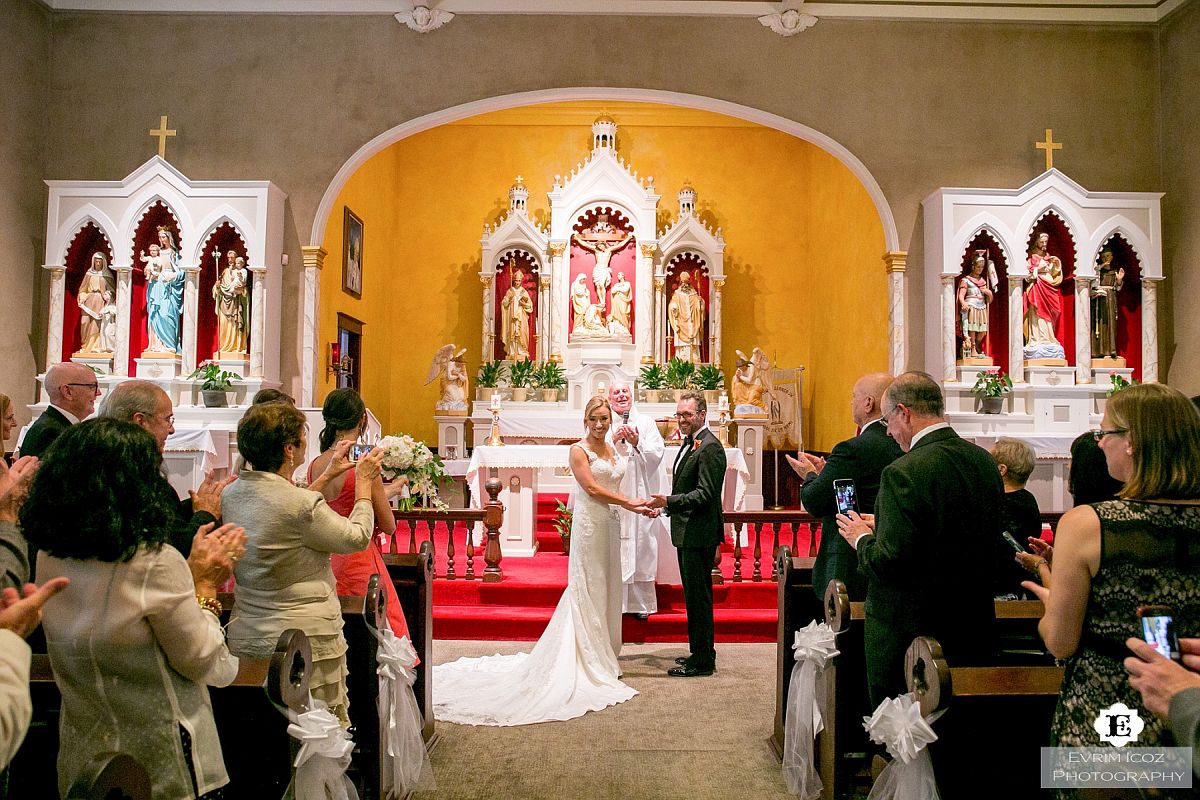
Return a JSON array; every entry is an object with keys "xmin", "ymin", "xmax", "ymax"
[{"xmin": 583, "ymin": 396, "xmax": 612, "ymax": 425}]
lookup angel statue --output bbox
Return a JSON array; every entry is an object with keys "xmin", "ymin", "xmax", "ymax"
[
  {"xmin": 426, "ymin": 344, "xmax": 468, "ymax": 411},
  {"xmin": 731, "ymin": 347, "xmax": 772, "ymax": 415}
]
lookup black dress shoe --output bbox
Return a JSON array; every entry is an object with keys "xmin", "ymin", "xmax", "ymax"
[
  {"xmin": 674, "ymin": 656, "xmax": 690, "ymax": 665},
  {"xmin": 668, "ymin": 664, "xmax": 715, "ymax": 677},
  {"xmin": 635, "ymin": 612, "xmax": 650, "ymax": 620}
]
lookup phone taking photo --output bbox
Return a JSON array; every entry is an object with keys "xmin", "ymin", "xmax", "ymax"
[
  {"xmin": 833, "ymin": 479, "xmax": 858, "ymax": 516},
  {"xmin": 1137, "ymin": 605, "xmax": 1181, "ymax": 662},
  {"xmin": 349, "ymin": 442, "xmax": 372, "ymax": 463}
]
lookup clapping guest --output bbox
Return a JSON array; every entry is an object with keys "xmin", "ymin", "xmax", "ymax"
[
  {"xmin": 307, "ymin": 389, "xmax": 412, "ymax": 642},
  {"xmin": 1, "ymin": 393, "xmax": 16, "ymax": 463},
  {"xmin": 1024, "ymin": 384, "xmax": 1200, "ymax": 765},
  {"xmin": 222, "ymin": 402, "xmax": 383, "ymax": 727},
  {"xmin": 0, "ymin": 457, "xmax": 38, "ymax": 591},
  {"xmin": 20, "ymin": 418, "xmax": 244, "ymax": 799}
]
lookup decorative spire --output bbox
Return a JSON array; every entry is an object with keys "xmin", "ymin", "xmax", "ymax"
[
  {"xmin": 508, "ymin": 175, "xmax": 529, "ymax": 216},
  {"xmin": 678, "ymin": 182, "xmax": 697, "ymax": 216},
  {"xmin": 592, "ymin": 115, "xmax": 618, "ymax": 153}
]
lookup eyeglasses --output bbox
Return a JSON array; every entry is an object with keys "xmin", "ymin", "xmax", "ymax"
[
  {"xmin": 1093, "ymin": 428, "xmax": 1128, "ymax": 441},
  {"xmin": 66, "ymin": 382, "xmax": 100, "ymax": 394},
  {"xmin": 674, "ymin": 411, "xmax": 699, "ymax": 420},
  {"xmin": 881, "ymin": 405, "xmax": 902, "ymax": 427}
]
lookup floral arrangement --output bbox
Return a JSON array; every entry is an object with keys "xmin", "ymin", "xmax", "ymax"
[
  {"xmin": 970, "ymin": 369, "xmax": 1013, "ymax": 398},
  {"xmin": 1106, "ymin": 371, "xmax": 1138, "ymax": 397},
  {"xmin": 377, "ymin": 433, "xmax": 449, "ymax": 511}
]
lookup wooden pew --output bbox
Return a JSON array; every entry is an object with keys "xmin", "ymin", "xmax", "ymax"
[
  {"xmin": 769, "ymin": 547, "xmax": 821, "ymax": 759},
  {"xmin": 343, "ymin": 573, "xmax": 388, "ymax": 800},
  {"xmin": 15, "ymin": 629, "xmax": 310, "ymax": 799},
  {"xmin": 382, "ymin": 540, "xmax": 437, "ymax": 746},
  {"xmin": 904, "ymin": 635, "xmax": 1063, "ymax": 796}
]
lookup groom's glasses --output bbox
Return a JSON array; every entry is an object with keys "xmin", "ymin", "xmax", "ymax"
[{"xmin": 674, "ymin": 411, "xmax": 698, "ymax": 420}]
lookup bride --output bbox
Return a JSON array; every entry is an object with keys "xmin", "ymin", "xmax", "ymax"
[{"xmin": 432, "ymin": 396, "xmax": 652, "ymax": 725}]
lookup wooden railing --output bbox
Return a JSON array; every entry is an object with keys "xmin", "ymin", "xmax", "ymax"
[
  {"xmin": 719, "ymin": 510, "xmax": 821, "ymax": 583},
  {"xmin": 389, "ymin": 471, "xmax": 506, "ymax": 582}
]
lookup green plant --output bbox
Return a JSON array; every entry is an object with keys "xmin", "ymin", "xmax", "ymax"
[
  {"xmin": 189, "ymin": 362, "xmax": 239, "ymax": 391},
  {"xmin": 694, "ymin": 363, "xmax": 724, "ymax": 391},
  {"xmin": 536, "ymin": 361, "xmax": 566, "ymax": 391},
  {"xmin": 476, "ymin": 359, "xmax": 508, "ymax": 388},
  {"xmin": 638, "ymin": 363, "xmax": 666, "ymax": 390},
  {"xmin": 508, "ymin": 358, "xmax": 536, "ymax": 388},
  {"xmin": 664, "ymin": 357, "xmax": 696, "ymax": 390},
  {"xmin": 971, "ymin": 370, "xmax": 1013, "ymax": 398},
  {"xmin": 551, "ymin": 498, "xmax": 572, "ymax": 542},
  {"xmin": 1106, "ymin": 372, "xmax": 1138, "ymax": 397}
]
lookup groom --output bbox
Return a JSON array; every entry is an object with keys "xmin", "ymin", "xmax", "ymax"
[{"xmin": 647, "ymin": 390, "xmax": 726, "ymax": 677}]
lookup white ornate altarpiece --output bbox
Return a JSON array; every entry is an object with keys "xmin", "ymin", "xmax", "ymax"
[{"xmin": 923, "ymin": 169, "xmax": 1162, "ymax": 511}]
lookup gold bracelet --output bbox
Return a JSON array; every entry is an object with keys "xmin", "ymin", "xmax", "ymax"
[{"xmin": 196, "ymin": 595, "xmax": 221, "ymax": 618}]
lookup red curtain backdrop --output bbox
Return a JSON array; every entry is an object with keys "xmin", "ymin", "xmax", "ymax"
[
  {"xmin": 957, "ymin": 234, "xmax": 1010, "ymax": 375},
  {"xmin": 492, "ymin": 250, "xmax": 539, "ymax": 361},
  {"xmin": 1096, "ymin": 235, "xmax": 1143, "ymax": 380},
  {"xmin": 197, "ymin": 224, "xmax": 248, "ymax": 363},
  {"xmin": 665, "ymin": 253, "xmax": 710, "ymax": 363},
  {"xmin": 569, "ymin": 207, "xmax": 636, "ymax": 339},
  {"xmin": 1026, "ymin": 216, "xmax": 1076, "ymax": 364},
  {"xmin": 61, "ymin": 223, "xmax": 114, "ymax": 362},
  {"xmin": 129, "ymin": 203, "xmax": 180, "ymax": 375}
]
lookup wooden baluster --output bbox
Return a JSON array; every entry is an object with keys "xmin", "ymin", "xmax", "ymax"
[
  {"xmin": 732, "ymin": 521, "xmax": 743, "ymax": 583},
  {"xmin": 408, "ymin": 520, "xmax": 417, "ymax": 554},
  {"xmin": 793, "ymin": 522, "xmax": 801, "ymax": 554},
  {"xmin": 809, "ymin": 521, "xmax": 821, "ymax": 558},
  {"xmin": 445, "ymin": 520, "xmax": 457, "ymax": 581},
  {"xmin": 482, "ymin": 472, "xmax": 504, "ymax": 583},
  {"xmin": 711, "ymin": 544, "xmax": 724, "ymax": 585},
  {"xmin": 753, "ymin": 521, "xmax": 763, "ymax": 582},
  {"xmin": 771, "ymin": 523, "xmax": 781, "ymax": 581}
]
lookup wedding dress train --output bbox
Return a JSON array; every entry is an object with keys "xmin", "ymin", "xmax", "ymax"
[{"xmin": 432, "ymin": 447, "xmax": 637, "ymax": 726}]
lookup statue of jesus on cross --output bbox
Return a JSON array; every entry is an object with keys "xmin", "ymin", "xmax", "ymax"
[{"xmin": 572, "ymin": 216, "xmax": 633, "ymax": 302}]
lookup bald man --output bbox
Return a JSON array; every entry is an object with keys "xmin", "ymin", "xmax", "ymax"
[
  {"xmin": 18, "ymin": 363, "xmax": 99, "ymax": 460},
  {"xmin": 787, "ymin": 372, "xmax": 901, "ymax": 601}
]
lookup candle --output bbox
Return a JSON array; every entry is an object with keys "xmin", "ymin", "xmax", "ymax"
[
  {"xmin": 719, "ymin": 393, "xmax": 729, "ymax": 412},
  {"xmin": 491, "ymin": 393, "xmax": 502, "ymax": 410}
]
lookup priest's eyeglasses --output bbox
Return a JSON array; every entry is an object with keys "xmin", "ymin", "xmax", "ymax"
[{"xmin": 1093, "ymin": 428, "xmax": 1128, "ymax": 441}]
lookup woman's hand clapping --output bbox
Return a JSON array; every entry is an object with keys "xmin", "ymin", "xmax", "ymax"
[{"xmin": 187, "ymin": 522, "xmax": 247, "ymax": 596}]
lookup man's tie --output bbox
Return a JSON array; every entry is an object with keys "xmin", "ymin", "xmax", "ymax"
[{"xmin": 674, "ymin": 434, "xmax": 694, "ymax": 477}]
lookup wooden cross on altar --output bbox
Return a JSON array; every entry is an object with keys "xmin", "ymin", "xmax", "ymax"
[
  {"xmin": 149, "ymin": 115, "xmax": 177, "ymax": 159},
  {"xmin": 1035, "ymin": 128, "xmax": 1062, "ymax": 171}
]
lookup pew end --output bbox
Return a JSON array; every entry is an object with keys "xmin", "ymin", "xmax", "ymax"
[
  {"xmin": 264, "ymin": 627, "xmax": 313, "ymax": 715},
  {"xmin": 65, "ymin": 752, "xmax": 152, "ymax": 800},
  {"xmin": 383, "ymin": 539, "xmax": 437, "ymax": 747}
]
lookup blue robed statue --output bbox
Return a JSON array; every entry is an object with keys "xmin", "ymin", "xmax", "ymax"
[{"xmin": 141, "ymin": 227, "xmax": 185, "ymax": 354}]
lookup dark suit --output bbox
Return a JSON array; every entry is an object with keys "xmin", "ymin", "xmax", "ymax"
[
  {"xmin": 856, "ymin": 426, "xmax": 1003, "ymax": 706},
  {"xmin": 19, "ymin": 406, "xmax": 75, "ymax": 580},
  {"xmin": 665, "ymin": 427, "xmax": 727, "ymax": 669},
  {"xmin": 162, "ymin": 478, "xmax": 218, "ymax": 559},
  {"xmin": 801, "ymin": 419, "xmax": 902, "ymax": 601}
]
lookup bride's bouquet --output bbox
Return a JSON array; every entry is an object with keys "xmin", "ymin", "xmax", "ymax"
[{"xmin": 377, "ymin": 434, "xmax": 450, "ymax": 512}]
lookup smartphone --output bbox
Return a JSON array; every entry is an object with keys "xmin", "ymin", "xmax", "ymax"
[
  {"xmin": 1001, "ymin": 531, "xmax": 1025, "ymax": 553},
  {"xmin": 1137, "ymin": 605, "xmax": 1181, "ymax": 661},
  {"xmin": 833, "ymin": 479, "xmax": 858, "ymax": 516},
  {"xmin": 349, "ymin": 442, "xmax": 372, "ymax": 462}
]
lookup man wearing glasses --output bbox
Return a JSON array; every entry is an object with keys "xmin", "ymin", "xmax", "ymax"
[{"xmin": 18, "ymin": 363, "xmax": 100, "ymax": 462}]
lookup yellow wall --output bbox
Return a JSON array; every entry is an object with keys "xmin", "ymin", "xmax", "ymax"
[{"xmin": 320, "ymin": 101, "xmax": 887, "ymax": 451}]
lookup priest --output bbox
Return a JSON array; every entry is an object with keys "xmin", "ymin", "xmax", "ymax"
[{"xmin": 606, "ymin": 383, "xmax": 666, "ymax": 618}]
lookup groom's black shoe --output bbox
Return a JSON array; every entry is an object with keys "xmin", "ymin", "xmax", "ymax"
[
  {"xmin": 674, "ymin": 656, "xmax": 691, "ymax": 666},
  {"xmin": 668, "ymin": 663, "xmax": 714, "ymax": 677}
]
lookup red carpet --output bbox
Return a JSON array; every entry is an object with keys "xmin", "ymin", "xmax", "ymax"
[{"xmin": 396, "ymin": 496, "xmax": 816, "ymax": 643}]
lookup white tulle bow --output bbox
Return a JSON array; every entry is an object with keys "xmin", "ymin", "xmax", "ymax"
[
  {"xmin": 376, "ymin": 628, "xmax": 419, "ymax": 685},
  {"xmin": 783, "ymin": 621, "xmax": 839, "ymax": 798},
  {"xmin": 287, "ymin": 702, "xmax": 359, "ymax": 800},
  {"xmin": 370, "ymin": 623, "xmax": 434, "ymax": 798},
  {"xmin": 862, "ymin": 693, "xmax": 942, "ymax": 800}
]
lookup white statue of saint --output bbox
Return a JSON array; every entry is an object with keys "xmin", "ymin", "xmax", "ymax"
[
  {"xmin": 213, "ymin": 250, "xmax": 250, "ymax": 355},
  {"xmin": 668, "ymin": 271, "xmax": 705, "ymax": 363},
  {"xmin": 573, "ymin": 230, "xmax": 632, "ymax": 300},
  {"xmin": 609, "ymin": 272, "xmax": 632, "ymax": 335},
  {"xmin": 76, "ymin": 251, "xmax": 115, "ymax": 354},
  {"xmin": 500, "ymin": 268, "xmax": 534, "ymax": 359}
]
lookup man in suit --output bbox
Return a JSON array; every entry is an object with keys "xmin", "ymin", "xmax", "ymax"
[
  {"xmin": 647, "ymin": 390, "xmax": 727, "ymax": 677},
  {"xmin": 838, "ymin": 371, "xmax": 1003, "ymax": 707},
  {"xmin": 18, "ymin": 362, "xmax": 99, "ymax": 459},
  {"xmin": 788, "ymin": 372, "xmax": 901, "ymax": 601}
]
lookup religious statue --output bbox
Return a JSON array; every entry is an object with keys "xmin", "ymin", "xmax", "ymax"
[
  {"xmin": 500, "ymin": 268, "xmax": 534, "ymax": 359},
  {"xmin": 569, "ymin": 272, "xmax": 609, "ymax": 337},
  {"xmin": 731, "ymin": 347, "xmax": 771, "ymax": 415},
  {"xmin": 99, "ymin": 296, "xmax": 118, "ymax": 353},
  {"xmin": 76, "ymin": 251, "xmax": 115, "ymax": 353},
  {"xmin": 1022, "ymin": 231, "xmax": 1065, "ymax": 359},
  {"xmin": 1090, "ymin": 249, "xmax": 1125, "ymax": 360},
  {"xmin": 425, "ymin": 344, "xmax": 469, "ymax": 410},
  {"xmin": 573, "ymin": 219, "xmax": 632, "ymax": 300},
  {"xmin": 609, "ymin": 272, "xmax": 632, "ymax": 335},
  {"xmin": 213, "ymin": 250, "xmax": 249, "ymax": 355},
  {"xmin": 142, "ymin": 228, "xmax": 185, "ymax": 355},
  {"xmin": 957, "ymin": 250, "xmax": 996, "ymax": 359},
  {"xmin": 668, "ymin": 271, "xmax": 705, "ymax": 363}
]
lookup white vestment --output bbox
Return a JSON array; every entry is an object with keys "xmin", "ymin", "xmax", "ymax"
[{"xmin": 607, "ymin": 406, "xmax": 667, "ymax": 614}]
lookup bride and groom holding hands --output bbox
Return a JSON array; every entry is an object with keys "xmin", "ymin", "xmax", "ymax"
[{"xmin": 433, "ymin": 388, "xmax": 726, "ymax": 727}]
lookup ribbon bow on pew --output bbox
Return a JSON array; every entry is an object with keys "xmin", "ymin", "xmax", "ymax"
[
  {"xmin": 287, "ymin": 702, "xmax": 360, "ymax": 800},
  {"xmin": 862, "ymin": 693, "xmax": 942, "ymax": 800},
  {"xmin": 368, "ymin": 618, "xmax": 435, "ymax": 798},
  {"xmin": 783, "ymin": 620, "xmax": 839, "ymax": 799}
]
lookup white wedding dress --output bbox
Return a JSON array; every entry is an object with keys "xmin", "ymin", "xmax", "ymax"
[{"xmin": 432, "ymin": 447, "xmax": 638, "ymax": 725}]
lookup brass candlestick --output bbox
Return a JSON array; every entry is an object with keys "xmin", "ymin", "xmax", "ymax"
[
  {"xmin": 486, "ymin": 405, "xmax": 505, "ymax": 447},
  {"xmin": 718, "ymin": 408, "xmax": 731, "ymax": 447}
]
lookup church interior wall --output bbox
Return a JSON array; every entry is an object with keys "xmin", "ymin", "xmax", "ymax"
[{"xmin": 1, "ymin": 7, "xmax": 1180, "ymax": 434}]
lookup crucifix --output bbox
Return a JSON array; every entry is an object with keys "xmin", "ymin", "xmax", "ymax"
[
  {"xmin": 573, "ymin": 215, "xmax": 632, "ymax": 300},
  {"xmin": 1035, "ymin": 128, "xmax": 1062, "ymax": 171},
  {"xmin": 149, "ymin": 115, "xmax": 177, "ymax": 159}
]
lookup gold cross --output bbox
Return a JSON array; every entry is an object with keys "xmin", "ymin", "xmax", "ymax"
[
  {"xmin": 149, "ymin": 115, "xmax": 177, "ymax": 159},
  {"xmin": 1035, "ymin": 128, "xmax": 1062, "ymax": 171}
]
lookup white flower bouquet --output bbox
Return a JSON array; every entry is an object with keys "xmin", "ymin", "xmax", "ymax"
[{"xmin": 378, "ymin": 434, "xmax": 449, "ymax": 511}]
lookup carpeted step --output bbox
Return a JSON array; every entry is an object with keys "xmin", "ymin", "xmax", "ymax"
[{"xmin": 433, "ymin": 605, "xmax": 778, "ymax": 643}]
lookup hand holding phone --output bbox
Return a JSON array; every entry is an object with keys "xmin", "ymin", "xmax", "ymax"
[
  {"xmin": 1001, "ymin": 531, "xmax": 1025, "ymax": 553},
  {"xmin": 349, "ymin": 442, "xmax": 373, "ymax": 463},
  {"xmin": 833, "ymin": 479, "xmax": 858, "ymax": 516},
  {"xmin": 1138, "ymin": 605, "xmax": 1182, "ymax": 662}
]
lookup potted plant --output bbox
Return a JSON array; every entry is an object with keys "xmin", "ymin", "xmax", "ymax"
[
  {"xmin": 971, "ymin": 369, "xmax": 1012, "ymax": 414},
  {"xmin": 694, "ymin": 363, "xmax": 725, "ymax": 405},
  {"xmin": 1106, "ymin": 372, "xmax": 1138, "ymax": 397},
  {"xmin": 536, "ymin": 361, "xmax": 566, "ymax": 402},
  {"xmin": 508, "ymin": 358, "xmax": 536, "ymax": 402},
  {"xmin": 551, "ymin": 498, "xmax": 572, "ymax": 554},
  {"xmin": 639, "ymin": 363, "xmax": 666, "ymax": 404},
  {"xmin": 664, "ymin": 357, "xmax": 696, "ymax": 401},
  {"xmin": 189, "ymin": 362, "xmax": 239, "ymax": 408},
  {"xmin": 475, "ymin": 360, "xmax": 507, "ymax": 402}
]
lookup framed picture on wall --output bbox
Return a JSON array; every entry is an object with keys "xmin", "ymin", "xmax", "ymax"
[{"xmin": 343, "ymin": 207, "xmax": 363, "ymax": 299}]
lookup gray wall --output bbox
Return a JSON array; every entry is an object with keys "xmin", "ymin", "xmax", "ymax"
[
  {"xmin": 3, "ymin": 8, "xmax": 1181, "ymax": 398},
  {"xmin": 0, "ymin": 0, "xmax": 50, "ymax": 430}
]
